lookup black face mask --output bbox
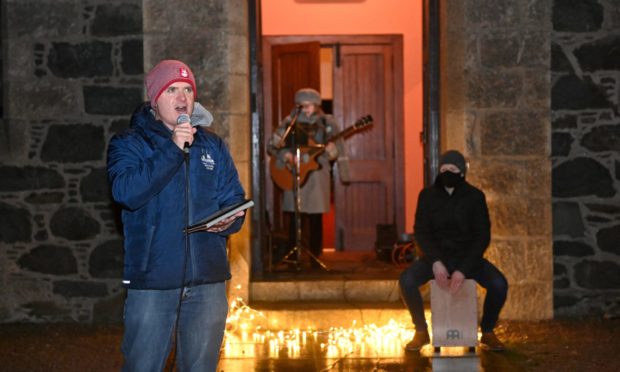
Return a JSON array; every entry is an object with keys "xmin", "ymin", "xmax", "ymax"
[{"xmin": 438, "ymin": 171, "xmax": 464, "ymax": 188}]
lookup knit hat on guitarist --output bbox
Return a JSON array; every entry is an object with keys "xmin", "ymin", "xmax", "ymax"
[{"xmin": 295, "ymin": 88, "xmax": 321, "ymax": 106}]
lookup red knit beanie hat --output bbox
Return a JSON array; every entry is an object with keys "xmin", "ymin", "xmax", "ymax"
[{"xmin": 145, "ymin": 60, "xmax": 197, "ymax": 105}]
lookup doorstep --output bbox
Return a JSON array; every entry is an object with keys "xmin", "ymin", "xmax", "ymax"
[
  {"xmin": 246, "ymin": 299, "xmax": 411, "ymax": 330},
  {"xmin": 249, "ymin": 277, "xmax": 402, "ymax": 302},
  {"xmin": 247, "ymin": 277, "xmax": 415, "ymax": 329}
]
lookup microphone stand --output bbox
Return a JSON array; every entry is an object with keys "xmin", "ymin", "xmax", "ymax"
[
  {"xmin": 169, "ymin": 132, "xmax": 191, "ymax": 371},
  {"xmin": 277, "ymin": 107, "xmax": 329, "ymax": 271}
]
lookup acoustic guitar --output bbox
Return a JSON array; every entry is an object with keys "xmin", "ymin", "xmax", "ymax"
[{"xmin": 269, "ymin": 115, "xmax": 373, "ymax": 191}]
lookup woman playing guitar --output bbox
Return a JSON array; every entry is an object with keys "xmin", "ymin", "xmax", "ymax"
[{"xmin": 267, "ymin": 88, "xmax": 349, "ymax": 267}]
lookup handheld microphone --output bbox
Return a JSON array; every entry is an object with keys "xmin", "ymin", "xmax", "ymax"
[
  {"xmin": 176, "ymin": 103, "xmax": 215, "ymax": 153},
  {"xmin": 176, "ymin": 114, "xmax": 191, "ymax": 154},
  {"xmin": 176, "ymin": 113, "xmax": 191, "ymax": 125}
]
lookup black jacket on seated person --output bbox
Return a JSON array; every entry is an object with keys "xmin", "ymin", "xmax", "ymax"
[{"xmin": 413, "ymin": 176, "xmax": 491, "ymax": 277}]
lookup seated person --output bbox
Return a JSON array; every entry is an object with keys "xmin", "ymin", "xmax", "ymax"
[{"xmin": 399, "ymin": 150, "xmax": 508, "ymax": 351}]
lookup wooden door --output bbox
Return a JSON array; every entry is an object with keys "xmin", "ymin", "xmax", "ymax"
[
  {"xmin": 333, "ymin": 42, "xmax": 405, "ymax": 251},
  {"xmin": 269, "ymin": 42, "xmax": 321, "ymax": 129},
  {"xmin": 263, "ymin": 35, "xmax": 404, "ymax": 251},
  {"xmin": 263, "ymin": 41, "xmax": 321, "ymax": 229}
]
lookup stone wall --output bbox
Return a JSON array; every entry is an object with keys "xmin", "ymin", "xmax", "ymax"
[
  {"xmin": 551, "ymin": 0, "xmax": 620, "ymax": 318},
  {"xmin": 0, "ymin": 0, "xmax": 251, "ymax": 323},
  {"xmin": 441, "ymin": 0, "xmax": 620, "ymax": 319},
  {"xmin": 142, "ymin": 0, "xmax": 252, "ymax": 302},
  {"xmin": 2, "ymin": 0, "xmax": 617, "ymax": 323},
  {"xmin": 441, "ymin": 0, "xmax": 554, "ymax": 319},
  {"xmin": 0, "ymin": 0, "xmax": 144, "ymax": 322}
]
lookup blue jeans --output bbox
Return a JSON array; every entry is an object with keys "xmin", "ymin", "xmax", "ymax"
[
  {"xmin": 121, "ymin": 282, "xmax": 229, "ymax": 372},
  {"xmin": 399, "ymin": 258, "xmax": 508, "ymax": 333}
]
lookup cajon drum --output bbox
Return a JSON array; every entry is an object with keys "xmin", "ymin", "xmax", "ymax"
[{"xmin": 430, "ymin": 279, "xmax": 478, "ymax": 348}]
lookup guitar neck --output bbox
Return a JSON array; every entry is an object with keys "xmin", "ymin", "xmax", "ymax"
[{"xmin": 328, "ymin": 126, "xmax": 362, "ymax": 142}]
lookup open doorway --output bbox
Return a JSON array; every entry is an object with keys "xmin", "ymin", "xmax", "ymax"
[
  {"xmin": 252, "ymin": 0, "xmax": 426, "ymax": 276},
  {"xmin": 263, "ymin": 35, "xmax": 405, "ymax": 257}
]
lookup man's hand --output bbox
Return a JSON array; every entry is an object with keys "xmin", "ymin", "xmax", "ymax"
[
  {"xmin": 172, "ymin": 122, "xmax": 197, "ymax": 150},
  {"xmin": 206, "ymin": 211, "xmax": 245, "ymax": 233},
  {"xmin": 432, "ymin": 261, "xmax": 450, "ymax": 290},
  {"xmin": 449, "ymin": 270, "xmax": 465, "ymax": 295}
]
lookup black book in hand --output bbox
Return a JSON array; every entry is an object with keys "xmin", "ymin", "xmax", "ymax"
[{"xmin": 185, "ymin": 199, "xmax": 254, "ymax": 233}]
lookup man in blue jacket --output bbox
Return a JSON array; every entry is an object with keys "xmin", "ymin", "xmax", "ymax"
[
  {"xmin": 107, "ymin": 59, "xmax": 247, "ymax": 371},
  {"xmin": 399, "ymin": 150, "xmax": 508, "ymax": 352}
]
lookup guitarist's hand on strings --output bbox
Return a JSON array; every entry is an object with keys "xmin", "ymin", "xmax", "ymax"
[
  {"xmin": 283, "ymin": 152, "xmax": 295, "ymax": 167},
  {"xmin": 282, "ymin": 142, "xmax": 337, "ymax": 167}
]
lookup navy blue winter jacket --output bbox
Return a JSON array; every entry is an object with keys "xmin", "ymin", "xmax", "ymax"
[{"xmin": 107, "ymin": 103, "xmax": 246, "ymax": 289}]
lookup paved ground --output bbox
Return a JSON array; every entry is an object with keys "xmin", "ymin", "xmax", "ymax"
[
  {"xmin": 1, "ymin": 317, "xmax": 619, "ymax": 371},
  {"xmin": 3, "ymin": 253, "xmax": 618, "ymax": 371}
]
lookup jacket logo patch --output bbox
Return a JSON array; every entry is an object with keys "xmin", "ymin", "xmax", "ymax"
[{"xmin": 201, "ymin": 151, "xmax": 215, "ymax": 170}]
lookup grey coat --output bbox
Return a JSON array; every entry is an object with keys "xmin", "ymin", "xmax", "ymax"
[{"xmin": 268, "ymin": 111, "xmax": 349, "ymax": 214}]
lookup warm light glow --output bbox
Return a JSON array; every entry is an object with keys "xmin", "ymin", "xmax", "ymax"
[
  {"xmin": 222, "ymin": 295, "xmax": 420, "ymax": 359},
  {"xmin": 261, "ymin": 0, "xmax": 425, "ymax": 229},
  {"xmin": 223, "ymin": 287, "xmax": 481, "ymax": 358}
]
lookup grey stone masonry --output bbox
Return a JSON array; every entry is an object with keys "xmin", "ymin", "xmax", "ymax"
[
  {"xmin": 551, "ymin": 0, "xmax": 620, "ymax": 318},
  {"xmin": 2, "ymin": 0, "xmax": 616, "ymax": 324},
  {"xmin": 0, "ymin": 0, "xmax": 143, "ymax": 323},
  {"xmin": 440, "ymin": 0, "xmax": 620, "ymax": 320},
  {"xmin": 442, "ymin": 0, "xmax": 554, "ymax": 320},
  {"xmin": 0, "ymin": 0, "xmax": 251, "ymax": 324}
]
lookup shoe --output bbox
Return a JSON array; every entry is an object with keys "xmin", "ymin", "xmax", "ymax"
[
  {"xmin": 405, "ymin": 329, "xmax": 430, "ymax": 351},
  {"xmin": 480, "ymin": 332, "xmax": 505, "ymax": 351}
]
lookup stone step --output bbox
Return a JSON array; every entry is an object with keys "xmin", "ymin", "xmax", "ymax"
[
  {"xmin": 246, "ymin": 278, "xmax": 415, "ymax": 329},
  {"xmin": 249, "ymin": 278, "xmax": 402, "ymax": 302},
  {"xmin": 246, "ymin": 300, "xmax": 412, "ymax": 330}
]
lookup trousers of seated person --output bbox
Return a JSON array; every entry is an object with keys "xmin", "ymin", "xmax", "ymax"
[{"xmin": 399, "ymin": 258, "xmax": 508, "ymax": 333}]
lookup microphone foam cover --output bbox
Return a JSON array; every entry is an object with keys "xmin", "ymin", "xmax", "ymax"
[{"xmin": 176, "ymin": 114, "xmax": 191, "ymax": 125}]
